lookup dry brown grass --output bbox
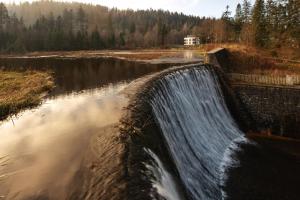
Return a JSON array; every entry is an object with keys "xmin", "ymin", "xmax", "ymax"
[
  {"xmin": 0, "ymin": 70, "xmax": 54, "ymax": 120},
  {"xmin": 199, "ymin": 43, "xmax": 300, "ymax": 75}
]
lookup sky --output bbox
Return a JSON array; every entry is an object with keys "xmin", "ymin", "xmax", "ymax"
[{"xmin": 2, "ymin": 0, "xmax": 255, "ymax": 17}]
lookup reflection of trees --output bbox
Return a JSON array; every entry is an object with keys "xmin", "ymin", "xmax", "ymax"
[{"xmin": 0, "ymin": 58, "xmax": 168, "ymax": 96}]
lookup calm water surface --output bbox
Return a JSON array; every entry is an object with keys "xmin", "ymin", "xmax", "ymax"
[{"xmin": 0, "ymin": 58, "xmax": 169, "ymax": 199}]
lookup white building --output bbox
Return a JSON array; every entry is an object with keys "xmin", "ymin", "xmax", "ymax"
[{"xmin": 184, "ymin": 35, "xmax": 200, "ymax": 46}]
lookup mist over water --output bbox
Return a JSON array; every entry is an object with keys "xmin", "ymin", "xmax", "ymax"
[{"xmin": 149, "ymin": 68, "xmax": 246, "ymax": 200}]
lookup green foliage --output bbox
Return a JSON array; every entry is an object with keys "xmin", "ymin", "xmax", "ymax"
[
  {"xmin": 252, "ymin": 0, "xmax": 269, "ymax": 47},
  {"xmin": 242, "ymin": 0, "xmax": 252, "ymax": 23},
  {"xmin": 235, "ymin": 3, "xmax": 244, "ymax": 40}
]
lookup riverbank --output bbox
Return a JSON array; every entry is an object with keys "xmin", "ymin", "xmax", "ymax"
[
  {"xmin": 0, "ymin": 70, "xmax": 54, "ymax": 120},
  {"xmin": 202, "ymin": 44, "xmax": 300, "ymax": 75}
]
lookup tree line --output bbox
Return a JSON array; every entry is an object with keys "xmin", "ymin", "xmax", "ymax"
[
  {"xmin": 226, "ymin": 0, "xmax": 300, "ymax": 49},
  {"xmin": 0, "ymin": 0, "xmax": 299, "ymax": 52}
]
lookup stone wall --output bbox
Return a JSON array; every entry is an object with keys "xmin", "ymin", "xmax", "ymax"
[
  {"xmin": 233, "ymin": 85, "xmax": 300, "ymax": 139},
  {"xmin": 207, "ymin": 47, "xmax": 300, "ymax": 139}
]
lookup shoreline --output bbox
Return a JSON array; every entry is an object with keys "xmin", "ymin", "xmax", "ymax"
[{"xmin": 0, "ymin": 70, "xmax": 54, "ymax": 120}]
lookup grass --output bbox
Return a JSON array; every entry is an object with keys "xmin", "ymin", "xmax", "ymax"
[
  {"xmin": 0, "ymin": 70, "xmax": 54, "ymax": 120},
  {"xmin": 198, "ymin": 43, "xmax": 300, "ymax": 75}
]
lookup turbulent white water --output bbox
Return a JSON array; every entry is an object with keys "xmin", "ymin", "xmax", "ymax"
[
  {"xmin": 149, "ymin": 67, "xmax": 246, "ymax": 200},
  {"xmin": 145, "ymin": 148, "xmax": 184, "ymax": 200}
]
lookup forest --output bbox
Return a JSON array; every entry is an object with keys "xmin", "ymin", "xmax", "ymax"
[{"xmin": 0, "ymin": 0, "xmax": 299, "ymax": 52}]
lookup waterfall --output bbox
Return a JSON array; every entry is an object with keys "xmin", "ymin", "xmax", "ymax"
[{"xmin": 148, "ymin": 67, "xmax": 247, "ymax": 200}]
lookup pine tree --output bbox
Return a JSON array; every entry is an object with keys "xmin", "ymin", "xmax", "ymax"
[
  {"xmin": 157, "ymin": 17, "xmax": 168, "ymax": 46},
  {"xmin": 221, "ymin": 5, "xmax": 234, "ymax": 42},
  {"xmin": 119, "ymin": 32, "xmax": 126, "ymax": 47},
  {"xmin": 76, "ymin": 6, "xmax": 87, "ymax": 34},
  {"xmin": 234, "ymin": 3, "xmax": 243, "ymax": 41},
  {"xmin": 62, "ymin": 9, "xmax": 74, "ymax": 34},
  {"xmin": 90, "ymin": 28, "xmax": 102, "ymax": 49},
  {"xmin": 252, "ymin": 0, "xmax": 269, "ymax": 47},
  {"xmin": 222, "ymin": 5, "xmax": 232, "ymax": 21},
  {"xmin": 277, "ymin": 0, "xmax": 288, "ymax": 33},
  {"xmin": 265, "ymin": 0, "xmax": 278, "ymax": 45},
  {"xmin": 107, "ymin": 13, "xmax": 115, "ymax": 47},
  {"xmin": 242, "ymin": 0, "xmax": 252, "ymax": 23},
  {"xmin": 0, "ymin": 3, "xmax": 8, "ymax": 31},
  {"xmin": 53, "ymin": 16, "xmax": 64, "ymax": 50},
  {"xmin": 287, "ymin": 0, "xmax": 300, "ymax": 47}
]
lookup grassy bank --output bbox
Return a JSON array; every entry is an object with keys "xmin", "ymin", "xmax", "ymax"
[
  {"xmin": 200, "ymin": 43, "xmax": 300, "ymax": 75},
  {"xmin": 0, "ymin": 70, "xmax": 54, "ymax": 120}
]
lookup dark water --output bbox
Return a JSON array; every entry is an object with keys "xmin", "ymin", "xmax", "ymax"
[
  {"xmin": 0, "ymin": 57, "xmax": 170, "ymax": 96},
  {"xmin": 0, "ymin": 57, "xmax": 169, "ymax": 199}
]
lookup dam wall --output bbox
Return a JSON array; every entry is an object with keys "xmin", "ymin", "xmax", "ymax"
[
  {"xmin": 208, "ymin": 48, "xmax": 300, "ymax": 139},
  {"xmin": 207, "ymin": 48, "xmax": 229, "ymax": 70},
  {"xmin": 120, "ymin": 63, "xmax": 248, "ymax": 200},
  {"xmin": 233, "ymin": 85, "xmax": 300, "ymax": 139}
]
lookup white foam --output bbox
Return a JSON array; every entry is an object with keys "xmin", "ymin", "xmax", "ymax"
[{"xmin": 148, "ymin": 67, "xmax": 247, "ymax": 200}]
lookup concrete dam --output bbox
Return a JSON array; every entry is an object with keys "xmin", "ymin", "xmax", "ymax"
[{"xmin": 121, "ymin": 63, "xmax": 300, "ymax": 200}]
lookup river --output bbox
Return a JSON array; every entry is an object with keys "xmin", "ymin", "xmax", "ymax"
[{"xmin": 0, "ymin": 57, "xmax": 176, "ymax": 199}]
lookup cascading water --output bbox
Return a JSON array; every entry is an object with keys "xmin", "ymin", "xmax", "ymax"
[{"xmin": 148, "ymin": 67, "xmax": 247, "ymax": 200}]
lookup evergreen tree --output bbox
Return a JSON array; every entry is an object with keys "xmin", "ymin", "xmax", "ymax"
[
  {"xmin": 157, "ymin": 17, "xmax": 168, "ymax": 46},
  {"xmin": 0, "ymin": 3, "xmax": 9, "ymax": 50},
  {"xmin": 53, "ymin": 16, "xmax": 64, "ymax": 50},
  {"xmin": 90, "ymin": 28, "xmax": 102, "ymax": 49},
  {"xmin": 0, "ymin": 3, "xmax": 8, "ymax": 30},
  {"xmin": 119, "ymin": 32, "xmax": 126, "ymax": 47},
  {"xmin": 277, "ymin": 0, "xmax": 288, "ymax": 34},
  {"xmin": 107, "ymin": 13, "xmax": 115, "ymax": 47},
  {"xmin": 234, "ymin": 3, "xmax": 243, "ymax": 41},
  {"xmin": 252, "ymin": 0, "xmax": 269, "ymax": 47},
  {"xmin": 265, "ymin": 0, "xmax": 279, "ymax": 45},
  {"xmin": 242, "ymin": 0, "xmax": 252, "ymax": 23},
  {"xmin": 222, "ymin": 5, "xmax": 232, "ymax": 21},
  {"xmin": 76, "ymin": 6, "xmax": 87, "ymax": 33},
  {"xmin": 287, "ymin": 0, "xmax": 300, "ymax": 47},
  {"xmin": 129, "ymin": 22, "xmax": 136, "ymax": 34},
  {"xmin": 221, "ymin": 5, "xmax": 234, "ymax": 42},
  {"xmin": 62, "ymin": 9, "xmax": 74, "ymax": 33}
]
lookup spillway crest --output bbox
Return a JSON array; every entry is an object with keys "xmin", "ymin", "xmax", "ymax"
[{"xmin": 149, "ymin": 67, "xmax": 245, "ymax": 200}]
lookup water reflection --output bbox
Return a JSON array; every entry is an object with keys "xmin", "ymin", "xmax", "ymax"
[
  {"xmin": 0, "ymin": 84, "xmax": 127, "ymax": 199},
  {"xmin": 0, "ymin": 58, "xmax": 168, "ymax": 199},
  {"xmin": 0, "ymin": 57, "xmax": 170, "ymax": 96}
]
